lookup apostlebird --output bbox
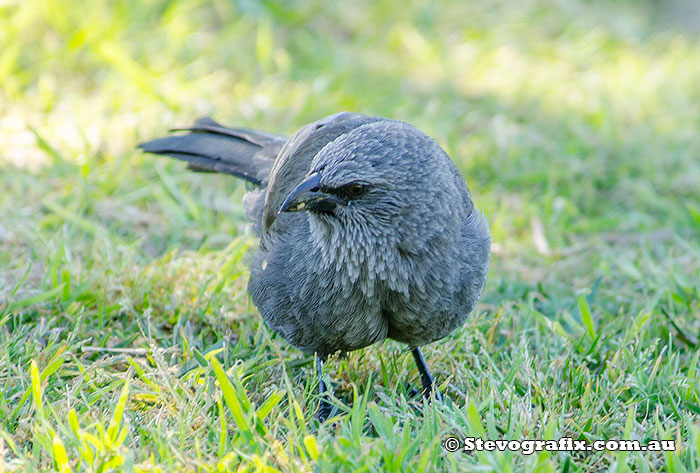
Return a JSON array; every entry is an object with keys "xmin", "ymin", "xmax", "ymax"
[{"xmin": 139, "ymin": 112, "xmax": 491, "ymax": 419}]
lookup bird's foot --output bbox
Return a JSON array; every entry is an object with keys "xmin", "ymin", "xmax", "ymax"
[
  {"xmin": 425, "ymin": 383, "xmax": 444, "ymax": 402},
  {"xmin": 314, "ymin": 356, "xmax": 338, "ymax": 422},
  {"xmin": 409, "ymin": 347, "xmax": 444, "ymax": 403},
  {"xmin": 407, "ymin": 384, "xmax": 421, "ymax": 399},
  {"xmin": 315, "ymin": 396, "xmax": 335, "ymax": 422},
  {"xmin": 406, "ymin": 381, "xmax": 444, "ymax": 403}
]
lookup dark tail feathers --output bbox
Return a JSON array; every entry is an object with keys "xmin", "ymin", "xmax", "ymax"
[{"xmin": 138, "ymin": 117, "xmax": 285, "ymax": 186}]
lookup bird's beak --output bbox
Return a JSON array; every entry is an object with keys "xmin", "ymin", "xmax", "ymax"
[{"xmin": 279, "ymin": 172, "xmax": 342, "ymax": 214}]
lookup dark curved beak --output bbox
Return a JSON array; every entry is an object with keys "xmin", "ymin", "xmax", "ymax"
[{"xmin": 279, "ymin": 172, "xmax": 342, "ymax": 214}]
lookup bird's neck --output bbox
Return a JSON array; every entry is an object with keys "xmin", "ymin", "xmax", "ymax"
[{"xmin": 307, "ymin": 216, "xmax": 411, "ymax": 298}]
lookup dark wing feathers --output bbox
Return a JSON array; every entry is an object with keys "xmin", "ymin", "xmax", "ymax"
[
  {"xmin": 171, "ymin": 117, "xmax": 284, "ymax": 148},
  {"xmin": 138, "ymin": 117, "xmax": 286, "ymax": 186}
]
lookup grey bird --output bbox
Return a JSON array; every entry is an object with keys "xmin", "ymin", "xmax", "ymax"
[{"xmin": 139, "ymin": 112, "xmax": 491, "ymax": 418}]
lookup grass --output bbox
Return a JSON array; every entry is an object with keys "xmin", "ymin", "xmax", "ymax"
[{"xmin": 1, "ymin": 0, "xmax": 700, "ymax": 471}]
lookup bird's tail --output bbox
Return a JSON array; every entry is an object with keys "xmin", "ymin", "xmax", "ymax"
[{"xmin": 138, "ymin": 117, "xmax": 286, "ymax": 186}]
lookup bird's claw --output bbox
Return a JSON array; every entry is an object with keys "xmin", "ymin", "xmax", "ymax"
[
  {"xmin": 407, "ymin": 383, "xmax": 444, "ymax": 403},
  {"xmin": 315, "ymin": 397, "xmax": 334, "ymax": 422}
]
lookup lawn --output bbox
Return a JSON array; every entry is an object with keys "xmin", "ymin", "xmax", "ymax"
[{"xmin": 1, "ymin": 0, "xmax": 700, "ymax": 471}]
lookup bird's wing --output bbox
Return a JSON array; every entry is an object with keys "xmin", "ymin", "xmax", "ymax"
[
  {"xmin": 138, "ymin": 117, "xmax": 286, "ymax": 186},
  {"xmin": 261, "ymin": 112, "xmax": 382, "ymax": 234}
]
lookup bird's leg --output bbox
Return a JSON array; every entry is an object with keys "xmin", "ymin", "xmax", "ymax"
[
  {"xmin": 315, "ymin": 356, "xmax": 333, "ymax": 421},
  {"xmin": 411, "ymin": 347, "xmax": 443, "ymax": 401}
]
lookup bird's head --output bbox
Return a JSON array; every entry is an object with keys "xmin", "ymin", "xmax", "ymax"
[{"xmin": 279, "ymin": 120, "xmax": 469, "ymax": 252}]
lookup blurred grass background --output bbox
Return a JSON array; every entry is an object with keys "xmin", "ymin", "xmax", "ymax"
[{"xmin": 1, "ymin": 0, "xmax": 700, "ymax": 471}]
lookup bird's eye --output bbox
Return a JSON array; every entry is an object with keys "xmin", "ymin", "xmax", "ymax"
[
  {"xmin": 341, "ymin": 183, "xmax": 367, "ymax": 198},
  {"xmin": 348, "ymin": 184, "xmax": 365, "ymax": 196},
  {"xmin": 326, "ymin": 182, "xmax": 368, "ymax": 199}
]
